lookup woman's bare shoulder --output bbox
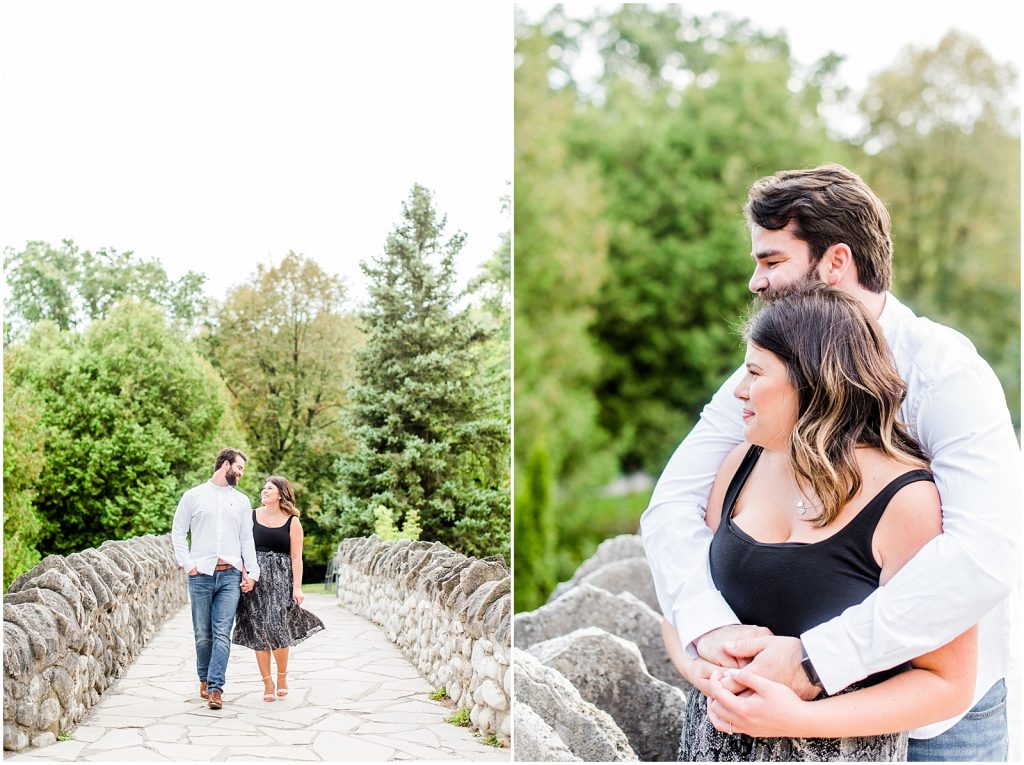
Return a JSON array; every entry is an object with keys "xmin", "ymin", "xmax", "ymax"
[{"xmin": 872, "ymin": 466, "xmax": 941, "ymax": 582}]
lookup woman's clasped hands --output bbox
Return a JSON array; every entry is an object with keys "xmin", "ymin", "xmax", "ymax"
[{"xmin": 705, "ymin": 667, "xmax": 812, "ymax": 739}]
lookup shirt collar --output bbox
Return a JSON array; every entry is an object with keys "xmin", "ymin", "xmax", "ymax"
[{"xmin": 876, "ymin": 291, "xmax": 904, "ymax": 338}]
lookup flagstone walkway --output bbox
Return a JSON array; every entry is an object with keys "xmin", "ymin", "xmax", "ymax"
[{"xmin": 7, "ymin": 592, "xmax": 510, "ymax": 762}]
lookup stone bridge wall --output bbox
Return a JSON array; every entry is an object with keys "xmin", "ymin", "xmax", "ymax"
[
  {"xmin": 334, "ymin": 536, "xmax": 511, "ymax": 745},
  {"xmin": 3, "ymin": 535, "xmax": 187, "ymax": 751},
  {"xmin": 514, "ymin": 533, "xmax": 691, "ymax": 761}
]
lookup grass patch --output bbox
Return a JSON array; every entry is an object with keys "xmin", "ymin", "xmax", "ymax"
[
  {"xmin": 444, "ymin": 707, "xmax": 471, "ymax": 727},
  {"xmin": 481, "ymin": 734, "xmax": 503, "ymax": 747},
  {"xmin": 429, "ymin": 686, "xmax": 449, "ymax": 701},
  {"xmin": 57, "ymin": 732, "xmax": 73, "ymax": 742}
]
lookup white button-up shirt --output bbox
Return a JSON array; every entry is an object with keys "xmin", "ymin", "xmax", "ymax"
[
  {"xmin": 641, "ymin": 292, "xmax": 1020, "ymax": 738},
  {"xmin": 171, "ymin": 481, "xmax": 260, "ymax": 581}
]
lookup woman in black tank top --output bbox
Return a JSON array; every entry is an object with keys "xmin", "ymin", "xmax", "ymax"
[
  {"xmin": 231, "ymin": 475, "xmax": 324, "ymax": 702},
  {"xmin": 668, "ymin": 286, "xmax": 978, "ymax": 762}
]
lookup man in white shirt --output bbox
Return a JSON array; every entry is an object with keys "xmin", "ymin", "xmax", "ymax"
[
  {"xmin": 171, "ymin": 447, "xmax": 260, "ymax": 710},
  {"xmin": 642, "ymin": 164, "xmax": 1019, "ymax": 760}
]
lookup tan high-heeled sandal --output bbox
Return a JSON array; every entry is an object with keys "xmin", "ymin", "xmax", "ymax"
[
  {"xmin": 262, "ymin": 675, "xmax": 276, "ymax": 702},
  {"xmin": 276, "ymin": 672, "xmax": 289, "ymax": 697}
]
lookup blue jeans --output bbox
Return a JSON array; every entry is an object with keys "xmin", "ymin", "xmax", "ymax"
[
  {"xmin": 908, "ymin": 679, "xmax": 1008, "ymax": 761},
  {"xmin": 187, "ymin": 568, "xmax": 241, "ymax": 693}
]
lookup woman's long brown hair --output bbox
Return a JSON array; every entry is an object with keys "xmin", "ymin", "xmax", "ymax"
[
  {"xmin": 265, "ymin": 475, "xmax": 299, "ymax": 517},
  {"xmin": 744, "ymin": 283, "xmax": 927, "ymax": 526}
]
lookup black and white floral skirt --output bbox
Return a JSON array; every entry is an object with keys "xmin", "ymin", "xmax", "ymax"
[
  {"xmin": 679, "ymin": 685, "xmax": 908, "ymax": 762},
  {"xmin": 231, "ymin": 551, "xmax": 325, "ymax": 651}
]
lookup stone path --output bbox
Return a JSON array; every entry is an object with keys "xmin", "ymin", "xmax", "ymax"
[{"xmin": 7, "ymin": 593, "xmax": 510, "ymax": 762}]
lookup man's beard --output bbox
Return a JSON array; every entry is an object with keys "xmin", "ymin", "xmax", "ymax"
[
  {"xmin": 226, "ymin": 472, "xmax": 239, "ymax": 486},
  {"xmin": 757, "ymin": 264, "xmax": 823, "ymax": 304}
]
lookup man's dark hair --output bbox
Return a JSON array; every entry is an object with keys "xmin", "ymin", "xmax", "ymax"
[
  {"xmin": 214, "ymin": 448, "xmax": 247, "ymax": 472},
  {"xmin": 745, "ymin": 164, "xmax": 893, "ymax": 293}
]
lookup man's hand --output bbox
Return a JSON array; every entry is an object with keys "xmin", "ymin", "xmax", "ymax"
[
  {"xmin": 187, "ymin": 567, "xmax": 199, "ymax": 576},
  {"xmin": 679, "ymin": 655, "xmax": 722, "ymax": 697},
  {"xmin": 695, "ymin": 624, "xmax": 773, "ymax": 669},
  {"xmin": 240, "ymin": 577, "xmax": 255, "ymax": 593},
  {"xmin": 724, "ymin": 635, "xmax": 821, "ymax": 700}
]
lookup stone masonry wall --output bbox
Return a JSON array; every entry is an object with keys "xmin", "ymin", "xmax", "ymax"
[
  {"xmin": 513, "ymin": 533, "xmax": 690, "ymax": 761},
  {"xmin": 334, "ymin": 536, "xmax": 511, "ymax": 745},
  {"xmin": 3, "ymin": 535, "xmax": 187, "ymax": 751}
]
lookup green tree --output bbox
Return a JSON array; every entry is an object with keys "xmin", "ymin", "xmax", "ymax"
[
  {"xmin": 855, "ymin": 32, "xmax": 1020, "ymax": 420},
  {"xmin": 3, "ymin": 353, "xmax": 47, "ymax": 588},
  {"xmin": 513, "ymin": 25, "xmax": 620, "ymax": 608},
  {"xmin": 560, "ymin": 5, "xmax": 842, "ymax": 472},
  {"xmin": 6, "ymin": 300, "xmax": 244, "ymax": 555},
  {"xmin": 514, "ymin": 24, "xmax": 616, "ymax": 494},
  {"xmin": 204, "ymin": 252, "xmax": 361, "ymax": 564},
  {"xmin": 513, "ymin": 446, "xmax": 556, "ymax": 612},
  {"xmin": 4, "ymin": 240, "xmax": 208, "ymax": 341},
  {"xmin": 331, "ymin": 185, "xmax": 509, "ymax": 559}
]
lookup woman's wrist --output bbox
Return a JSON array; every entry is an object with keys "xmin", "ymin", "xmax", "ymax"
[{"xmin": 792, "ymin": 697, "xmax": 823, "ymax": 738}]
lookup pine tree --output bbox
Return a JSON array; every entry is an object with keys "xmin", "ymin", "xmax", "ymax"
[
  {"xmin": 331, "ymin": 185, "xmax": 509, "ymax": 559},
  {"xmin": 513, "ymin": 445, "xmax": 556, "ymax": 611}
]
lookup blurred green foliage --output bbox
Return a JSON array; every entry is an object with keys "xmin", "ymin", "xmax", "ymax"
[{"xmin": 514, "ymin": 6, "xmax": 1020, "ymax": 611}]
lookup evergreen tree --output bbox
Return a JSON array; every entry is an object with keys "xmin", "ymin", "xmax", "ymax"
[
  {"xmin": 331, "ymin": 185, "xmax": 509, "ymax": 559},
  {"xmin": 513, "ymin": 445, "xmax": 556, "ymax": 612}
]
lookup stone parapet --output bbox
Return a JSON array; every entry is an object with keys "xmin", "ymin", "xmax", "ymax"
[
  {"xmin": 513, "ymin": 533, "xmax": 687, "ymax": 761},
  {"xmin": 3, "ymin": 535, "xmax": 187, "ymax": 751},
  {"xmin": 334, "ymin": 536, "xmax": 511, "ymax": 746}
]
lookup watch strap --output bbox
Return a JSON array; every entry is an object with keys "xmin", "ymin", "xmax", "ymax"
[{"xmin": 800, "ymin": 640, "xmax": 823, "ymax": 688}]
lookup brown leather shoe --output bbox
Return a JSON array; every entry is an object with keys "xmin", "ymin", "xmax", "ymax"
[
  {"xmin": 199, "ymin": 681, "xmax": 209, "ymax": 700},
  {"xmin": 207, "ymin": 689, "xmax": 223, "ymax": 709}
]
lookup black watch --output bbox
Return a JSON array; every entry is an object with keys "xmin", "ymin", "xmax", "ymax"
[{"xmin": 800, "ymin": 641, "xmax": 823, "ymax": 689}]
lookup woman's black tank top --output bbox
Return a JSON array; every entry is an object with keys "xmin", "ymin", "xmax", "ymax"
[
  {"xmin": 710, "ymin": 445, "xmax": 932, "ymax": 685},
  {"xmin": 253, "ymin": 510, "xmax": 293, "ymax": 555}
]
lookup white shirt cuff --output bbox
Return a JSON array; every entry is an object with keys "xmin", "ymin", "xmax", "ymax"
[{"xmin": 673, "ymin": 589, "xmax": 741, "ymax": 659}]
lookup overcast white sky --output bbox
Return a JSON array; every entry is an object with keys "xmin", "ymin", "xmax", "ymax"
[
  {"xmin": 3, "ymin": 2, "xmax": 1019, "ymax": 310},
  {"xmin": 518, "ymin": 1, "xmax": 1022, "ymax": 101},
  {"xmin": 1, "ymin": 1, "xmax": 511, "ymax": 307}
]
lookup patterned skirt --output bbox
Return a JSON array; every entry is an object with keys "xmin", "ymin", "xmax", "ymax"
[
  {"xmin": 678, "ymin": 686, "xmax": 908, "ymax": 762},
  {"xmin": 231, "ymin": 551, "xmax": 325, "ymax": 651}
]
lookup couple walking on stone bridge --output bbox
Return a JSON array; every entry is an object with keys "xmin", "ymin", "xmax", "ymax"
[{"xmin": 171, "ymin": 448, "xmax": 324, "ymax": 710}]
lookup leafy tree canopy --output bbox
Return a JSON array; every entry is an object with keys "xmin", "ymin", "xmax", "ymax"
[
  {"xmin": 6, "ymin": 300, "xmax": 244, "ymax": 556},
  {"xmin": 204, "ymin": 252, "xmax": 361, "ymax": 564},
  {"xmin": 3, "ymin": 354, "xmax": 47, "ymax": 588},
  {"xmin": 4, "ymin": 239, "xmax": 208, "ymax": 342}
]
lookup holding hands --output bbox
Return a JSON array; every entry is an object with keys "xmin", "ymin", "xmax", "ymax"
[
  {"xmin": 241, "ymin": 577, "xmax": 255, "ymax": 593},
  {"xmin": 695, "ymin": 626, "xmax": 820, "ymax": 701},
  {"xmin": 706, "ymin": 668, "xmax": 811, "ymax": 738},
  {"xmin": 665, "ymin": 620, "xmax": 823, "ymax": 723}
]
